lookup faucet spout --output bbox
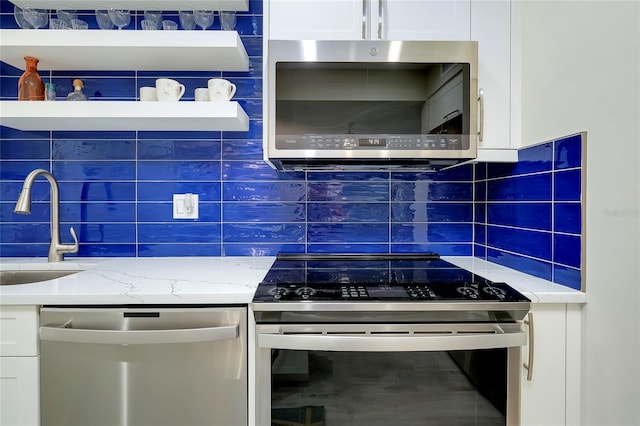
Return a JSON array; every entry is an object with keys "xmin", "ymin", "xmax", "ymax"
[{"xmin": 14, "ymin": 169, "xmax": 79, "ymax": 262}]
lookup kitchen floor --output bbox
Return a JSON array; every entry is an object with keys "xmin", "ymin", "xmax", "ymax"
[{"xmin": 272, "ymin": 350, "xmax": 504, "ymax": 426}]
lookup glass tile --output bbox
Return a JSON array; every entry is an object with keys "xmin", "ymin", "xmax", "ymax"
[
  {"xmin": 391, "ymin": 223, "xmax": 472, "ymax": 243},
  {"xmin": 555, "ymin": 133, "xmax": 582, "ymax": 170},
  {"xmin": 223, "ymin": 223, "xmax": 304, "ymax": 243},
  {"xmin": 487, "ymin": 225, "xmax": 552, "ymax": 260}
]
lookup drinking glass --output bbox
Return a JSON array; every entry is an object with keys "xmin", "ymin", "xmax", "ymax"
[
  {"xmin": 178, "ymin": 8, "xmax": 195, "ymax": 30},
  {"xmin": 95, "ymin": 8, "xmax": 113, "ymax": 30},
  {"xmin": 108, "ymin": 7, "xmax": 130, "ymax": 30},
  {"xmin": 143, "ymin": 9, "xmax": 163, "ymax": 29},
  {"xmin": 23, "ymin": 7, "xmax": 49, "ymax": 29},
  {"xmin": 14, "ymin": 5, "xmax": 34, "ymax": 29},
  {"xmin": 50, "ymin": 18, "xmax": 70, "ymax": 29},
  {"xmin": 162, "ymin": 20, "xmax": 178, "ymax": 31},
  {"xmin": 71, "ymin": 19, "xmax": 89, "ymax": 30},
  {"xmin": 56, "ymin": 8, "xmax": 77, "ymax": 27},
  {"xmin": 219, "ymin": 8, "xmax": 236, "ymax": 31},
  {"xmin": 141, "ymin": 19, "xmax": 157, "ymax": 30},
  {"xmin": 194, "ymin": 8, "xmax": 213, "ymax": 31}
]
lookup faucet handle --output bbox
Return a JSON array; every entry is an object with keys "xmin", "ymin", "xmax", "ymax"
[{"xmin": 62, "ymin": 226, "xmax": 80, "ymax": 254}]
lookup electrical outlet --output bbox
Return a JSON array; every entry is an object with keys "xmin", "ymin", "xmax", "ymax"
[{"xmin": 173, "ymin": 194, "xmax": 199, "ymax": 219}]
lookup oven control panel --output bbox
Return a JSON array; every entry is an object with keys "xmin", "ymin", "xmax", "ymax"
[
  {"xmin": 340, "ymin": 285, "xmax": 438, "ymax": 299},
  {"xmin": 257, "ymin": 281, "xmax": 520, "ymax": 302}
]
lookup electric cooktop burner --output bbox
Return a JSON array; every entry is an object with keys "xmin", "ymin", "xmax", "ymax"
[{"xmin": 252, "ymin": 253, "xmax": 529, "ymax": 304}]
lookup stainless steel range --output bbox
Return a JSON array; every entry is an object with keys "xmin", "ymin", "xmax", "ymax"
[{"xmin": 252, "ymin": 254, "xmax": 530, "ymax": 426}]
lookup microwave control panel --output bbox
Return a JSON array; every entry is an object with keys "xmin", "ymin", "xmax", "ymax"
[{"xmin": 276, "ymin": 134, "xmax": 470, "ymax": 150}]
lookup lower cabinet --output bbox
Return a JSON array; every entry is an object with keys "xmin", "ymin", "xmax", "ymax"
[
  {"xmin": 0, "ymin": 357, "xmax": 40, "ymax": 426},
  {"xmin": 0, "ymin": 305, "xmax": 40, "ymax": 426},
  {"xmin": 520, "ymin": 303, "xmax": 582, "ymax": 426}
]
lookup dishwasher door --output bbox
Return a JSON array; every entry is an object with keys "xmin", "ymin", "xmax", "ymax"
[{"xmin": 40, "ymin": 306, "xmax": 247, "ymax": 426}]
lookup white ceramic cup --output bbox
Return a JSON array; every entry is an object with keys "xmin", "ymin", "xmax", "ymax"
[
  {"xmin": 207, "ymin": 78, "xmax": 236, "ymax": 101},
  {"xmin": 139, "ymin": 86, "xmax": 157, "ymax": 101},
  {"xmin": 194, "ymin": 87, "xmax": 209, "ymax": 102},
  {"xmin": 156, "ymin": 78, "xmax": 185, "ymax": 101}
]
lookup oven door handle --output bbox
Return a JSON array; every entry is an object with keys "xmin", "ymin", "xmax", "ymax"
[{"xmin": 258, "ymin": 329, "xmax": 526, "ymax": 352}]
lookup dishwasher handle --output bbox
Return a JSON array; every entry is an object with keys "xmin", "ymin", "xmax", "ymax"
[{"xmin": 40, "ymin": 323, "xmax": 239, "ymax": 345}]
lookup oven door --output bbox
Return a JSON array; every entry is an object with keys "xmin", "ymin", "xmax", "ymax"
[{"xmin": 255, "ymin": 322, "xmax": 524, "ymax": 426}]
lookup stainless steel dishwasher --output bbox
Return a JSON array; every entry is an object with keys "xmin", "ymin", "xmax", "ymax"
[{"xmin": 39, "ymin": 306, "xmax": 247, "ymax": 426}]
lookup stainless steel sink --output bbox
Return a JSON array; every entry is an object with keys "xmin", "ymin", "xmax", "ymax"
[{"xmin": 0, "ymin": 270, "xmax": 80, "ymax": 286}]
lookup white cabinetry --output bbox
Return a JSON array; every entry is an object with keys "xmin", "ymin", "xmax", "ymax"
[
  {"xmin": 471, "ymin": 0, "xmax": 513, "ymax": 152},
  {"xmin": 266, "ymin": 0, "xmax": 516, "ymax": 158},
  {"xmin": 0, "ymin": 305, "xmax": 40, "ymax": 426},
  {"xmin": 268, "ymin": 0, "xmax": 470, "ymax": 40},
  {"xmin": 0, "ymin": 0, "xmax": 251, "ymax": 132},
  {"xmin": 520, "ymin": 304, "xmax": 582, "ymax": 426}
]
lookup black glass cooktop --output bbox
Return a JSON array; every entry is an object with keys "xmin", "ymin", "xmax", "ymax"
[{"xmin": 252, "ymin": 254, "xmax": 530, "ymax": 303}]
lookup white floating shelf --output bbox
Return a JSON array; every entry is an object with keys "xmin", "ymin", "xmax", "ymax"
[
  {"xmin": 0, "ymin": 101, "xmax": 250, "ymax": 131},
  {"xmin": 9, "ymin": 0, "xmax": 248, "ymax": 11},
  {"xmin": 0, "ymin": 29, "xmax": 249, "ymax": 71}
]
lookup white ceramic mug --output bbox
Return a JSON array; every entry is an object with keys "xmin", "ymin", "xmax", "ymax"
[
  {"xmin": 208, "ymin": 78, "xmax": 236, "ymax": 101},
  {"xmin": 194, "ymin": 87, "xmax": 209, "ymax": 102},
  {"xmin": 156, "ymin": 78, "xmax": 185, "ymax": 101},
  {"xmin": 139, "ymin": 86, "xmax": 157, "ymax": 101}
]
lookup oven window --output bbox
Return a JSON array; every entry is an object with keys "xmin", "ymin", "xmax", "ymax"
[{"xmin": 271, "ymin": 349, "xmax": 506, "ymax": 425}]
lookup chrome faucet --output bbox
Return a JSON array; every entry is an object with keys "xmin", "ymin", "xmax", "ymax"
[{"xmin": 14, "ymin": 169, "xmax": 79, "ymax": 262}]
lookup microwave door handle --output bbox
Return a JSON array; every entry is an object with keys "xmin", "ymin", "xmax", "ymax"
[
  {"xmin": 258, "ymin": 329, "xmax": 526, "ymax": 352},
  {"xmin": 362, "ymin": 0, "xmax": 368, "ymax": 39},
  {"xmin": 40, "ymin": 323, "xmax": 239, "ymax": 345},
  {"xmin": 478, "ymin": 88, "xmax": 485, "ymax": 142},
  {"xmin": 378, "ymin": 0, "xmax": 384, "ymax": 39}
]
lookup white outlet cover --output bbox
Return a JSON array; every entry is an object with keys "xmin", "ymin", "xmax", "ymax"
[{"xmin": 173, "ymin": 194, "xmax": 199, "ymax": 219}]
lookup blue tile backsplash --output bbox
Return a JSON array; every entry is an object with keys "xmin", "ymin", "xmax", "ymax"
[
  {"xmin": 474, "ymin": 133, "xmax": 585, "ymax": 290},
  {"xmin": 0, "ymin": 0, "xmax": 583, "ymax": 290}
]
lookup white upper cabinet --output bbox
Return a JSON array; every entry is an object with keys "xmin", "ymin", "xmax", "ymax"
[
  {"xmin": 379, "ymin": 0, "xmax": 470, "ymax": 41},
  {"xmin": 269, "ymin": 0, "xmax": 365, "ymax": 40},
  {"xmin": 268, "ymin": 0, "xmax": 470, "ymax": 41},
  {"xmin": 471, "ymin": 0, "xmax": 512, "ymax": 150}
]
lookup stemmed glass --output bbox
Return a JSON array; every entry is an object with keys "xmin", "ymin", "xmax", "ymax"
[
  {"xmin": 194, "ymin": 8, "xmax": 213, "ymax": 30},
  {"xmin": 178, "ymin": 8, "xmax": 196, "ymax": 30},
  {"xmin": 23, "ymin": 7, "xmax": 49, "ymax": 29},
  {"xmin": 56, "ymin": 8, "xmax": 77, "ymax": 28},
  {"xmin": 95, "ymin": 8, "xmax": 113, "ymax": 30},
  {"xmin": 144, "ymin": 9, "xmax": 163, "ymax": 30},
  {"xmin": 108, "ymin": 7, "xmax": 130, "ymax": 30},
  {"xmin": 14, "ymin": 5, "xmax": 34, "ymax": 28},
  {"xmin": 219, "ymin": 7, "xmax": 236, "ymax": 31}
]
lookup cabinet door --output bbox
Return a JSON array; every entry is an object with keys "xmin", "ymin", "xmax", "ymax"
[
  {"xmin": 267, "ymin": 0, "xmax": 470, "ymax": 41},
  {"xmin": 471, "ymin": 0, "xmax": 511, "ymax": 149},
  {"xmin": 382, "ymin": 0, "xmax": 471, "ymax": 40},
  {"xmin": 0, "ymin": 356, "xmax": 40, "ymax": 426},
  {"xmin": 268, "ymin": 0, "xmax": 365, "ymax": 40},
  {"xmin": 520, "ymin": 304, "xmax": 567, "ymax": 426},
  {"xmin": 0, "ymin": 305, "xmax": 39, "ymax": 356}
]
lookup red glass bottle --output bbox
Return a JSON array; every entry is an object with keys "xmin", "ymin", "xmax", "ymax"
[{"xmin": 18, "ymin": 56, "xmax": 45, "ymax": 101}]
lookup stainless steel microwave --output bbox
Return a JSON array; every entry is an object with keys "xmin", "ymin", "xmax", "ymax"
[{"xmin": 264, "ymin": 40, "xmax": 479, "ymax": 171}]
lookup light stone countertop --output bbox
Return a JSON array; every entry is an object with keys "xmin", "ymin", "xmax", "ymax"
[{"xmin": 0, "ymin": 256, "xmax": 586, "ymax": 306}]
